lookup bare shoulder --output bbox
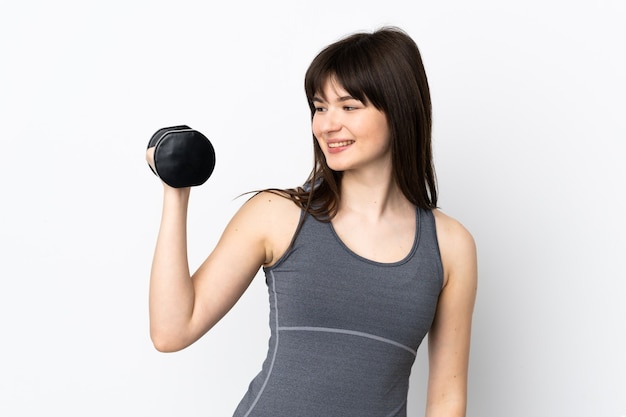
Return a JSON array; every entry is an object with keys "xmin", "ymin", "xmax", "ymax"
[
  {"xmin": 432, "ymin": 209, "xmax": 475, "ymax": 250},
  {"xmin": 240, "ymin": 190, "xmax": 302, "ymax": 225},
  {"xmin": 432, "ymin": 209, "xmax": 477, "ymax": 287},
  {"xmin": 235, "ymin": 190, "xmax": 302, "ymax": 266}
]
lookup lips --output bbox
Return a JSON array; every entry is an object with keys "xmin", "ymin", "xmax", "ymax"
[
  {"xmin": 328, "ymin": 140, "xmax": 354, "ymax": 148},
  {"xmin": 326, "ymin": 140, "xmax": 355, "ymax": 154}
]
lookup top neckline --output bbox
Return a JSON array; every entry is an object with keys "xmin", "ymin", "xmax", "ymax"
[{"xmin": 326, "ymin": 207, "xmax": 421, "ymax": 267}]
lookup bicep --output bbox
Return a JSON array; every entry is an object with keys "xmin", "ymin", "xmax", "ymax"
[{"xmin": 185, "ymin": 196, "xmax": 272, "ymax": 343}]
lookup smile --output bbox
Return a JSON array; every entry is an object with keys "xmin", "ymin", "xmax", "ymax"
[{"xmin": 328, "ymin": 140, "xmax": 354, "ymax": 148}]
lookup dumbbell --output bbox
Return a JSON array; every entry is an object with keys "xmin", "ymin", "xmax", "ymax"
[{"xmin": 147, "ymin": 125, "xmax": 216, "ymax": 188}]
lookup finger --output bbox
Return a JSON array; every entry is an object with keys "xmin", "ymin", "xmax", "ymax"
[{"xmin": 146, "ymin": 147, "xmax": 156, "ymax": 169}]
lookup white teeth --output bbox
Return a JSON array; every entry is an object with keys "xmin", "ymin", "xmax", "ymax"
[{"xmin": 328, "ymin": 140, "xmax": 354, "ymax": 148}]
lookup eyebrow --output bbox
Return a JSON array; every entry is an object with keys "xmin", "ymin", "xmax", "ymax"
[{"xmin": 312, "ymin": 95, "xmax": 358, "ymax": 103}]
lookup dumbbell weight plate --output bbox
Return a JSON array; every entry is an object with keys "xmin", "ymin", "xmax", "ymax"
[{"xmin": 147, "ymin": 126, "xmax": 216, "ymax": 188}]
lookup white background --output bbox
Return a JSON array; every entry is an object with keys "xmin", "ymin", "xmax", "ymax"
[{"xmin": 1, "ymin": 1, "xmax": 624, "ymax": 416}]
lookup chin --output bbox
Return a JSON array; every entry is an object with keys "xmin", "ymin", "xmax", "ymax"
[{"xmin": 325, "ymin": 161, "xmax": 350, "ymax": 172}]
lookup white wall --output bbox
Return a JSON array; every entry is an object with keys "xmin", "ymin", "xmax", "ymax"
[{"xmin": 1, "ymin": 1, "xmax": 624, "ymax": 416}]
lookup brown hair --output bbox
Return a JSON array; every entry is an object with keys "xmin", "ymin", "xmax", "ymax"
[{"xmin": 277, "ymin": 26, "xmax": 437, "ymax": 220}]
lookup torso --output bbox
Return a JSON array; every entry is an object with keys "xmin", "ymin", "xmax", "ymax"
[{"xmin": 233, "ymin": 205, "xmax": 444, "ymax": 417}]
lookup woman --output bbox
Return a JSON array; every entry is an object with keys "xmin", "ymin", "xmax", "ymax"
[{"xmin": 147, "ymin": 26, "xmax": 477, "ymax": 417}]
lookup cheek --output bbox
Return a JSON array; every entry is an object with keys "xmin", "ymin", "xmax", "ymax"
[
  {"xmin": 376, "ymin": 120, "xmax": 391, "ymax": 147},
  {"xmin": 314, "ymin": 136, "xmax": 327, "ymax": 157},
  {"xmin": 311, "ymin": 117, "xmax": 321, "ymax": 138},
  {"xmin": 310, "ymin": 121, "xmax": 323, "ymax": 148}
]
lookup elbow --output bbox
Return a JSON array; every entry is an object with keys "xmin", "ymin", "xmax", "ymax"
[
  {"xmin": 151, "ymin": 338, "xmax": 180, "ymax": 353},
  {"xmin": 150, "ymin": 328, "xmax": 188, "ymax": 353},
  {"xmin": 149, "ymin": 318, "xmax": 213, "ymax": 352}
]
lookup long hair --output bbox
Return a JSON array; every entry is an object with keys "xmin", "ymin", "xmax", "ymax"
[{"xmin": 278, "ymin": 26, "xmax": 437, "ymax": 221}]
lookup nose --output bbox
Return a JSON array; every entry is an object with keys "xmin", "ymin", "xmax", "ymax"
[{"xmin": 315, "ymin": 107, "xmax": 342, "ymax": 137}]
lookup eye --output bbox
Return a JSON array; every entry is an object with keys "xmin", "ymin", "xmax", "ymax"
[
  {"xmin": 342, "ymin": 99, "xmax": 362, "ymax": 111},
  {"xmin": 314, "ymin": 106, "xmax": 327, "ymax": 112}
]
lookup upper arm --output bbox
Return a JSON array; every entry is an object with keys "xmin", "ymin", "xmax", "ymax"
[
  {"xmin": 186, "ymin": 191, "xmax": 300, "ymax": 344},
  {"xmin": 426, "ymin": 209, "xmax": 478, "ymax": 414}
]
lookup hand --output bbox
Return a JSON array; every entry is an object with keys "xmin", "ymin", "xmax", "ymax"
[
  {"xmin": 146, "ymin": 147, "xmax": 190, "ymax": 194},
  {"xmin": 145, "ymin": 127, "xmax": 215, "ymax": 188},
  {"xmin": 146, "ymin": 147, "xmax": 156, "ymax": 173}
]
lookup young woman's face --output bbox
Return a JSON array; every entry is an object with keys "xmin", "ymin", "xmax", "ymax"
[{"xmin": 311, "ymin": 79, "xmax": 391, "ymax": 173}]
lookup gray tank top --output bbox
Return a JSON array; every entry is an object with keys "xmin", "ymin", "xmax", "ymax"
[{"xmin": 233, "ymin": 208, "xmax": 443, "ymax": 417}]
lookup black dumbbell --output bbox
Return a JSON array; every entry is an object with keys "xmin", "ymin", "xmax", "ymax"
[{"xmin": 147, "ymin": 125, "xmax": 216, "ymax": 188}]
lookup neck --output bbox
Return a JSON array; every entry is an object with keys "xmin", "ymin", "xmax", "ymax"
[{"xmin": 338, "ymin": 169, "xmax": 411, "ymax": 219}]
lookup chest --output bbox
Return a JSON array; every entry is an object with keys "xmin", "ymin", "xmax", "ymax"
[
  {"xmin": 330, "ymin": 214, "xmax": 416, "ymax": 263},
  {"xmin": 266, "ymin": 215, "xmax": 443, "ymax": 349}
]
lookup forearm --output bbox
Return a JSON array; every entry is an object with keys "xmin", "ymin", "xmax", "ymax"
[
  {"xmin": 425, "ymin": 341, "xmax": 469, "ymax": 417},
  {"xmin": 149, "ymin": 186, "xmax": 195, "ymax": 351},
  {"xmin": 425, "ymin": 396, "xmax": 466, "ymax": 417},
  {"xmin": 424, "ymin": 326, "xmax": 470, "ymax": 417}
]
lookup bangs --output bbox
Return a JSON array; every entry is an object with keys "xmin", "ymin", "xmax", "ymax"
[{"xmin": 304, "ymin": 35, "xmax": 384, "ymax": 111}]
